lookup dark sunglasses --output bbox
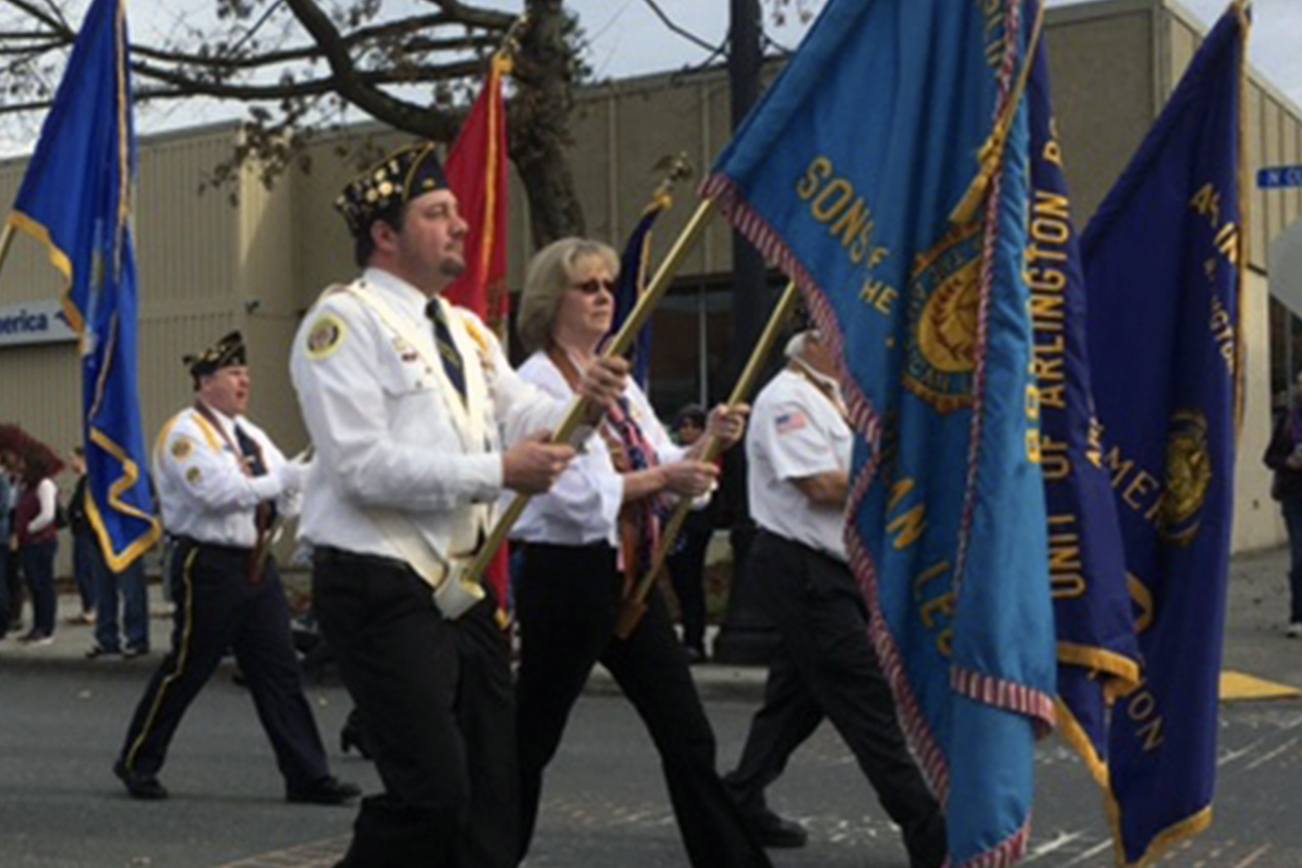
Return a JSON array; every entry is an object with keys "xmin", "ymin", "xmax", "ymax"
[{"xmin": 571, "ymin": 278, "xmax": 616, "ymax": 295}]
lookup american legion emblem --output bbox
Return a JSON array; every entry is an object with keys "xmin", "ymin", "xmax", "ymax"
[
  {"xmin": 306, "ymin": 313, "xmax": 346, "ymax": 361},
  {"xmin": 902, "ymin": 223, "xmax": 982, "ymax": 414},
  {"xmin": 170, "ymin": 436, "xmax": 194, "ymax": 461},
  {"xmin": 1160, "ymin": 409, "xmax": 1212, "ymax": 547}
]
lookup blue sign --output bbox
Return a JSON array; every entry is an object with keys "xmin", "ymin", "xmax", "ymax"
[{"xmin": 1258, "ymin": 165, "xmax": 1302, "ymax": 189}]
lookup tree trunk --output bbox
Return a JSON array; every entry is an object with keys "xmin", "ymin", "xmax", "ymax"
[{"xmin": 508, "ymin": 0, "xmax": 585, "ymax": 247}]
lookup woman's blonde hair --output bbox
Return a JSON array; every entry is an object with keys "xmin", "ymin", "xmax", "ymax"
[{"xmin": 516, "ymin": 237, "xmax": 620, "ymax": 354}]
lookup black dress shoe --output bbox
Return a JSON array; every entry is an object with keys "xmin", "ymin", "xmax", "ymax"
[
  {"xmin": 113, "ymin": 759, "xmax": 168, "ymax": 800},
  {"xmin": 85, "ymin": 645, "xmax": 121, "ymax": 659},
  {"xmin": 286, "ymin": 776, "xmax": 361, "ymax": 805},
  {"xmin": 744, "ymin": 806, "xmax": 808, "ymax": 848}
]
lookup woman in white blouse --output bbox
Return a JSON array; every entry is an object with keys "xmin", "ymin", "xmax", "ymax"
[
  {"xmin": 13, "ymin": 446, "xmax": 62, "ymax": 645},
  {"xmin": 509, "ymin": 237, "xmax": 769, "ymax": 867}
]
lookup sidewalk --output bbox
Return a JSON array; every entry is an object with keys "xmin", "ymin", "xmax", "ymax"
[{"xmin": 3, "ymin": 547, "xmax": 1299, "ymax": 704}]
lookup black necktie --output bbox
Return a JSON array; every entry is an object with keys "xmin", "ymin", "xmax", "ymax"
[
  {"xmin": 426, "ymin": 299, "xmax": 467, "ymax": 405},
  {"xmin": 234, "ymin": 424, "xmax": 267, "ymax": 477},
  {"xmin": 234, "ymin": 423, "xmax": 277, "ymax": 527}
]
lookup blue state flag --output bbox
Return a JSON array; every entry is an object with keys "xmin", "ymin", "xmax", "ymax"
[
  {"xmin": 1024, "ymin": 25, "xmax": 1142, "ymax": 782},
  {"xmin": 609, "ymin": 193, "xmax": 671, "ymax": 390},
  {"xmin": 702, "ymin": 1, "xmax": 1056, "ymax": 863},
  {"xmin": 7, "ymin": 0, "xmax": 160, "ymax": 571},
  {"xmin": 1081, "ymin": 3, "xmax": 1249, "ymax": 864}
]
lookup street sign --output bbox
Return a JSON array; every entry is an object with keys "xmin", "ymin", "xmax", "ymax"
[{"xmin": 1259, "ymin": 165, "xmax": 1302, "ymax": 189}]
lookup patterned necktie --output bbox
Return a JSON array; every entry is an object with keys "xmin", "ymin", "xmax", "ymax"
[{"xmin": 425, "ymin": 299, "xmax": 467, "ymax": 405}]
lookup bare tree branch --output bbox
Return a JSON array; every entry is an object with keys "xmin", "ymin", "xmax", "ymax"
[{"xmin": 639, "ymin": 0, "xmax": 722, "ymax": 54}]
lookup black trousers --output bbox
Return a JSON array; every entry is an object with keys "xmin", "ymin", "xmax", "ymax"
[
  {"xmin": 515, "ymin": 542, "xmax": 771, "ymax": 868},
  {"xmin": 313, "ymin": 547, "xmax": 516, "ymax": 868},
  {"xmin": 668, "ymin": 520, "xmax": 711, "ymax": 654},
  {"xmin": 117, "ymin": 538, "xmax": 330, "ymax": 790},
  {"xmin": 725, "ymin": 530, "xmax": 946, "ymax": 868}
]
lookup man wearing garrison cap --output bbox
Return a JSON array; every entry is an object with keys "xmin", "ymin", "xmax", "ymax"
[
  {"xmin": 112, "ymin": 331, "xmax": 359, "ymax": 807},
  {"xmin": 290, "ymin": 142, "xmax": 628, "ymax": 867}
]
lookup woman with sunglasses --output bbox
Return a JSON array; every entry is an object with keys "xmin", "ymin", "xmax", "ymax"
[{"xmin": 509, "ymin": 237, "xmax": 768, "ymax": 867}]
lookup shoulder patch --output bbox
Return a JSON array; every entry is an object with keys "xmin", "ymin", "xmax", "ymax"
[
  {"xmin": 306, "ymin": 313, "xmax": 347, "ymax": 360},
  {"xmin": 185, "ymin": 466, "xmax": 202, "ymax": 485},
  {"xmin": 170, "ymin": 436, "xmax": 195, "ymax": 461}
]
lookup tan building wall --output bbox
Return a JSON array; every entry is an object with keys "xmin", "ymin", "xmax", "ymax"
[{"xmin": 0, "ymin": 0, "xmax": 1297, "ymax": 562}]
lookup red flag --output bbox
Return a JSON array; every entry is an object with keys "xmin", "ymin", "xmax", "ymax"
[
  {"xmin": 445, "ymin": 52, "xmax": 511, "ymax": 333},
  {"xmin": 444, "ymin": 53, "xmax": 513, "ymax": 609}
]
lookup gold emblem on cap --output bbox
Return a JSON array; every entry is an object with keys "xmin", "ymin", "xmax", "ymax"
[{"xmin": 185, "ymin": 466, "xmax": 202, "ymax": 485}]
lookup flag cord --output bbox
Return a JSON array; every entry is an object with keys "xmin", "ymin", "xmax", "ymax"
[{"xmin": 949, "ymin": 0, "xmax": 1048, "ymax": 225}]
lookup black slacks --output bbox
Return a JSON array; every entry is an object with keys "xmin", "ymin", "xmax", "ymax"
[
  {"xmin": 725, "ymin": 530, "xmax": 946, "ymax": 868},
  {"xmin": 117, "ymin": 538, "xmax": 329, "ymax": 789},
  {"xmin": 313, "ymin": 547, "xmax": 516, "ymax": 868},
  {"xmin": 668, "ymin": 518, "xmax": 711, "ymax": 654},
  {"xmin": 515, "ymin": 541, "xmax": 771, "ymax": 868}
]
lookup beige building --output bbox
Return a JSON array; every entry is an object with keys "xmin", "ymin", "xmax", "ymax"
[{"xmin": 0, "ymin": 0, "xmax": 1297, "ymax": 566}]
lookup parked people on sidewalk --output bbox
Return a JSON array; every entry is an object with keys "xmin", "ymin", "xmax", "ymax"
[
  {"xmin": 1264, "ymin": 370, "xmax": 1302, "ymax": 637},
  {"xmin": 14, "ymin": 445, "xmax": 63, "ymax": 646},
  {"xmin": 291, "ymin": 143, "xmax": 628, "ymax": 868},
  {"xmin": 667, "ymin": 403, "xmax": 715, "ymax": 663},
  {"xmin": 508, "ymin": 237, "xmax": 768, "ymax": 868},
  {"xmin": 113, "ymin": 331, "xmax": 357, "ymax": 807},
  {"xmin": 722, "ymin": 329, "xmax": 945, "ymax": 866},
  {"xmin": 66, "ymin": 447, "xmax": 98, "ymax": 626}
]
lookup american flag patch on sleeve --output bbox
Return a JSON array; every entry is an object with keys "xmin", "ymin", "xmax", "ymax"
[{"xmin": 774, "ymin": 411, "xmax": 808, "ymax": 435}]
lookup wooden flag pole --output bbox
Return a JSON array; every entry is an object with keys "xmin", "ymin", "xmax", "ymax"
[
  {"xmin": 0, "ymin": 223, "xmax": 17, "ymax": 280},
  {"xmin": 614, "ymin": 279, "xmax": 802, "ymax": 639},
  {"xmin": 462, "ymin": 197, "xmax": 719, "ymax": 587}
]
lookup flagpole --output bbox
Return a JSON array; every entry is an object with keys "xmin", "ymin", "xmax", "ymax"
[
  {"xmin": 615, "ymin": 279, "xmax": 801, "ymax": 639},
  {"xmin": 461, "ymin": 197, "xmax": 719, "ymax": 587},
  {"xmin": 0, "ymin": 223, "xmax": 16, "ymax": 279}
]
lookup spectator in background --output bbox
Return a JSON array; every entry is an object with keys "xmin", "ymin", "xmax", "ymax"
[
  {"xmin": 0, "ymin": 449, "xmax": 13, "ymax": 637},
  {"xmin": 2, "ymin": 447, "xmax": 23, "ymax": 635},
  {"xmin": 67, "ymin": 447, "xmax": 97, "ymax": 625},
  {"xmin": 1264, "ymin": 369, "xmax": 1302, "ymax": 637},
  {"xmin": 15, "ymin": 446, "xmax": 63, "ymax": 645},
  {"xmin": 668, "ymin": 404, "xmax": 714, "ymax": 663}
]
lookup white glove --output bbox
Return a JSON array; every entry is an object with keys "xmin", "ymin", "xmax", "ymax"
[{"xmin": 276, "ymin": 458, "xmax": 310, "ymax": 493}]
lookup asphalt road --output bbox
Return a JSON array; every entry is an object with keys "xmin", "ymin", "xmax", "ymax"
[
  {"xmin": 2, "ymin": 662, "xmax": 1302, "ymax": 868},
  {"xmin": 2, "ymin": 545, "xmax": 1302, "ymax": 867}
]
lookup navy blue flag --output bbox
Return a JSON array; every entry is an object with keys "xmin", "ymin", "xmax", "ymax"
[
  {"xmin": 609, "ymin": 193, "xmax": 671, "ymax": 389},
  {"xmin": 702, "ymin": 1, "xmax": 1056, "ymax": 863},
  {"xmin": 1025, "ymin": 20, "xmax": 1142, "ymax": 782},
  {"xmin": 1081, "ymin": 3, "xmax": 1249, "ymax": 863},
  {"xmin": 7, "ymin": 0, "xmax": 160, "ymax": 571}
]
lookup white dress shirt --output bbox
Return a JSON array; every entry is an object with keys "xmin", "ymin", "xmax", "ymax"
[
  {"xmin": 507, "ymin": 350, "xmax": 686, "ymax": 548},
  {"xmin": 290, "ymin": 267, "xmax": 564, "ymax": 565},
  {"xmin": 747, "ymin": 366, "xmax": 853, "ymax": 562},
  {"xmin": 154, "ymin": 402, "xmax": 300, "ymax": 548}
]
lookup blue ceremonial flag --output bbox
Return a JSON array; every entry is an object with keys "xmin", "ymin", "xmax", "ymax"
[
  {"xmin": 609, "ymin": 193, "xmax": 671, "ymax": 390},
  {"xmin": 1081, "ymin": 3, "xmax": 1249, "ymax": 864},
  {"xmin": 6, "ymin": 0, "xmax": 160, "ymax": 571},
  {"xmin": 702, "ymin": 1, "xmax": 1056, "ymax": 863},
  {"xmin": 1024, "ymin": 24, "xmax": 1141, "ymax": 781}
]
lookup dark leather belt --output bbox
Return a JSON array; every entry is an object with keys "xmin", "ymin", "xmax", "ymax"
[
  {"xmin": 176, "ymin": 536, "xmax": 253, "ymax": 557},
  {"xmin": 313, "ymin": 545, "xmax": 412, "ymax": 574}
]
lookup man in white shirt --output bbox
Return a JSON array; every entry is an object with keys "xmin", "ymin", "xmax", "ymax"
[
  {"xmin": 113, "ymin": 331, "xmax": 358, "ymax": 808},
  {"xmin": 723, "ymin": 329, "xmax": 945, "ymax": 867},
  {"xmin": 290, "ymin": 142, "xmax": 627, "ymax": 868}
]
